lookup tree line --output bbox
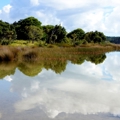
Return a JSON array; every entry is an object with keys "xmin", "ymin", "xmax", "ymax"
[
  {"xmin": 0, "ymin": 16, "xmax": 107, "ymax": 45},
  {"xmin": 106, "ymin": 36, "xmax": 120, "ymax": 44}
]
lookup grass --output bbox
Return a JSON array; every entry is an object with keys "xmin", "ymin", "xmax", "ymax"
[
  {"xmin": 9, "ymin": 39, "xmax": 120, "ymax": 49},
  {"xmin": 10, "ymin": 40, "xmax": 39, "ymax": 47},
  {"xmin": 0, "ymin": 40, "xmax": 120, "ymax": 63},
  {"xmin": 0, "ymin": 46, "xmax": 19, "ymax": 61},
  {"xmin": 0, "ymin": 44, "xmax": 120, "ymax": 78}
]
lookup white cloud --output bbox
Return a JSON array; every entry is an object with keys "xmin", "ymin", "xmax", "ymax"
[
  {"xmin": 14, "ymin": 78, "xmax": 120, "ymax": 118},
  {"xmin": 4, "ymin": 75, "xmax": 12, "ymax": 82},
  {"xmin": 34, "ymin": 11, "xmax": 60, "ymax": 25},
  {"xmin": 30, "ymin": 0, "xmax": 40, "ymax": 6},
  {"xmin": 39, "ymin": 0, "xmax": 112, "ymax": 10},
  {"xmin": 0, "ymin": 4, "xmax": 12, "ymax": 22},
  {"xmin": 1, "ymin": 0, "xmax": 120, "ymax": 35},
  {"xmin": 3, "ymin": 4, "xmax": 12, "ymax": 13}
]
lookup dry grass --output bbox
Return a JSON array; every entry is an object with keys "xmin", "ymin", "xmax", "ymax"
[
  {"xmin": 0, "ymin": 46, "xmax": 19, "ymax": 61},
  {"xmin": 0, "ymin": 44, "xmax": 120, "ymax": 62},
  {"xmin": 0, "ymin": 44, "xmax": 120, "ymax": 78}
]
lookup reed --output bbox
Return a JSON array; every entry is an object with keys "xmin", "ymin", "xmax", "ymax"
[
  {"xmin": 0, "ymin": 44, "xmax": 120, "ymax": 62},
  {"xmin": 0, "ymin": 46, "xmax": 19, "ymax": 61}
]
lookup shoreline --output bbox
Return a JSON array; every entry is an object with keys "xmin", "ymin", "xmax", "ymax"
[{"xmin": 0, "ymin": 44, "xmax": 119, "ymax": 62}]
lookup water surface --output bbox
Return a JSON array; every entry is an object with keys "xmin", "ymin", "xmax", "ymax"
[{"xmin": 0, "ymin": 52, "xmax": 120, "ymax": 120}]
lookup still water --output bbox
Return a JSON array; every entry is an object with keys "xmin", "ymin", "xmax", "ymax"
[{"xmin": 0, "ymin": 52, "xmax": 120, "ymax": 120}]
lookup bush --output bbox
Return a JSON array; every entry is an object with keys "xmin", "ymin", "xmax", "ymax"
[
  {"xmin": 37, "ymin": 40, "xmax": 47, "ymax": 47},
  {"xmin": 73, "ymin": 41, "xmax": 81, "ymax": 46},
  {"xmin": 22, "ymin": 50, "xmax": 38, "ymax": 61},
  {"xmin": 0, "ymin": 39, "xmax": 11, "ymax": 45},
  {"xmin": 82, "ymin": 39, "xmax": 88, "ymax": 44},
  {"xmin": 61, "ymin": 37, "xmax": 72, "ymax": 44}
]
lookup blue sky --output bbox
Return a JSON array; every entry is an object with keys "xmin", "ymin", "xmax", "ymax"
[
  {"xmin": 0, "ymin": 0, "xmax": 120, "ymax": 36},
  {"xmin": 0, "ymin": 0, "xmax": 10, "ymax": 9}
]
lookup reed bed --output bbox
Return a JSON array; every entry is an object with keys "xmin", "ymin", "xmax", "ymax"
[
  {"xmin": 0, "ymin": 44, "xmax": 119, "ymax": 78},
  {"xmin": 0, "ymin": 45, "xmax": 119, "ymax": 63}
]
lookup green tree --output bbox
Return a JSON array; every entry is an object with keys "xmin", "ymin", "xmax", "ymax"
[
  {"xmin": 84, "ymin": 31, "xmax": 106, "ymax": 43},
  {"xmin": 67, "ymin": 28, "xmax": 85, "ymax": 43},
  {"xmin": 13, "ymin": 17, "xmax": 42, "ymax": 40},
  {"xmin": 42, "ymin": 25, "xmax": 55, "ymax": 42},
  {"xmin": 0, "ymin": 20, "xmax": 16, "ymax": 41},
  {"xmin": 25, "ymin": 25, "xmax": 43, "ymax": 43},
  {"xmin": 20, "ymin": 16, "xmax": 41, "ymax": 27},
  {"xmin": 49, "ymin": 25, "xmax": 67, "ymax": 43}
]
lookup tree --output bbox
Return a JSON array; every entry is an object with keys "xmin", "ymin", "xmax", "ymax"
[
  {"xmin": 20, "ymin": 16, "xmax": 42, "ymax": 27},
  {"xmin": 48, "ymin": 25, "xmax": 67, "ymax": 43},
  {"xmin": 25, "ymin": 25, "xmax": 43, "ymax": 43},
  {"xmin": 42, "ymin": 25, "xmax": 55, "ymax": 42},
  {"xmin": 84, "ymin": 31, "xmax": 106, "ymax": 43},
  {"xmin": 13, "ymin": 17, "xmax": 42, "ymax": 40},
  {"xmin": 67, "ymin": 28, "xmax": 85, "ymax": 43},
  {"xmin": 0, "ymin": 20, "xmax": 16, "ymax": 40}
]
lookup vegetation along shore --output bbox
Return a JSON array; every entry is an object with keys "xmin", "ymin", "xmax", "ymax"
[{"xmin": 0, "ymin": 16, "xmax": 120, "ymax": 63}]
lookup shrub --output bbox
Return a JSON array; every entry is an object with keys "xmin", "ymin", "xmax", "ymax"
[
  {"xmin": 0, "ymin": 39, "xmax": 11, "ymax": 45},
  {"xmin": 22, "ymin": 50, "xmax": 38, "ymax": 61}
]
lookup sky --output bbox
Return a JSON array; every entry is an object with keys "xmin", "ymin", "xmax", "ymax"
[{"xmin": 0, "ymin": 0, "xmax": 120, "ymax": 36}]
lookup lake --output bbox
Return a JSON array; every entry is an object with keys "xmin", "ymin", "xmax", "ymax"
[{"xmin": 0, "ymin": 51, "xmax": 120, "ymax": 120}]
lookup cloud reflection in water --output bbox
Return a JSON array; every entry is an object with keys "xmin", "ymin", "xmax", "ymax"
[{"xmin": 5, "ymin": 52, "xmax": 120, "ymax": 118}]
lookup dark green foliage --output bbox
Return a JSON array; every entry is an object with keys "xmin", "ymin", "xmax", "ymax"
[
  {"xmin": 48, "ymin": 25, "xmax": 67, "ymax": 43},
  {"xmin": 42, "ymin": 25, "xmax": 55, "ymax": 42},
  {"xmin": 0, "ymin": 20, "xmax": 16, "ymax": 40},
  {"xmin": 106, "ymin": 36, "xmax": 120, "ymax": 44},
  {"xmin": 0, "ymin": 16, "xmax": 108, "ymax": 45},
  {"xmin": 42, "ymin": 24, "xmax": 66, "ymax": 43},
  {"xmin": 17, "ymin": 16, "xmax": 41, "ymax": 27},
  {"xmin": 84, "ymin": 31, "xmax": 106, "ymax": 43},
  {"xmin": 25, "ymin": 25, "xmax": 43, "ymax": 42},
  {"xmin": 0, "ymin": 39, "xmax": 11, "ymax": 45},
  {"xmin": 13, "ymin": 17, "xmax": 42, "ymax": 40},
  {"xmin": 87, "ymin": 54, "xmax": 106, "ymax": 64},
  {"xmin": 67, "ymin": 28, "xmax": 85, "ymax": 43}
]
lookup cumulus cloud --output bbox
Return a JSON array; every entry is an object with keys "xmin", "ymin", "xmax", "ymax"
[
  {"xmin": 2, "ymin": 4, "xmax": 12, "ymax": 13},
  {"xmin": 0, "ymin": 0, "xmax": 120, "ymax": 35},
  {"xmin": 0, "ymin": 4, "xmax": 12, "ymax": 21}
]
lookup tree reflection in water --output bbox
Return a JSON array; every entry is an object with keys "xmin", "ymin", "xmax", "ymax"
[{"xmin": 0, "ymin": 53, "xmax": 106, "ymax": 78}]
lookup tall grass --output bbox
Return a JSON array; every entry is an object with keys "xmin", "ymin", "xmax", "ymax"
[
  {"xmin": 0, "ymin": 44, "xmax": 120, "ymax": 63},
  {"xmin": 0, "ymin": 46, "xmax": 19, "ymax": 61},
  {"xmin": 0, "ymin": 44, "xmax": 120, "ymax": 77}
]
